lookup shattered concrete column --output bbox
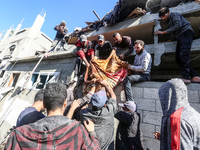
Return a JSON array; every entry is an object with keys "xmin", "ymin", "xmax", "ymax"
[{"xmin": 154, "ymin": 19, "xmax": 165, "ymax": 66}]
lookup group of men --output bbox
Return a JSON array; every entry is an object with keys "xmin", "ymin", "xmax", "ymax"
[{"xmin": 4, "ymin": 6, "xmax": 200, "ymax": 150}]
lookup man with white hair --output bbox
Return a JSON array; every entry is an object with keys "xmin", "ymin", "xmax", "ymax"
[{"xmin": 45, "ymin": 21, "xmax": 68, "ymax": 57}]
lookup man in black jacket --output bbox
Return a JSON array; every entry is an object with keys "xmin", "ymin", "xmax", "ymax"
[
  {"xmin": 154, "ymin": 7, "xmax": 200, "ymax": 84},
  {"xmin": 115, "ymin": 101, "xmax": 144, "ymax": 150}
]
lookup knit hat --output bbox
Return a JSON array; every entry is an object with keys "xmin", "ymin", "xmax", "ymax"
[
  {"xmin": 118, "ymin": 101, "xmax": 137, "ymax": 112},
  {"xmin": 91, "ymin": 89, "xmax": 107, "ymax": 108},
  {"xmin": 80, "ymin": 35, "xmax": 87, "ymax": 42},
  {"xmin": 98, "ymin": 34, "xmax": 104, "ymax": 41}
]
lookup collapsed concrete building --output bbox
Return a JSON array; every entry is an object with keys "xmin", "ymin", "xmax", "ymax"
[{"xmin": 0, "ymin": 1, "xmax": 200, "ymax": 149}]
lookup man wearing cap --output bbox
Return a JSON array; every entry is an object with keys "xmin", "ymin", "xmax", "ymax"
[
  {"xmin": 94, "ymin": 35, "xmax": 115, "ymax": 60},
  {"xmin": 73, "ymin": 35, "xmax": 94, "ymax": 81},
  {"xmin": 78, "ymin": 80, "xmax": 117, "ymax": 150},
  {"xmin": 123, "ymin": 40, "xmax": 152, "ymax": 101},
  {"xmin": 113, "ymin": 33, "xmax": 134, "ymax": 60},
  {"xmin": 115, "ymin": 101, "xmax": 144, "ymax": 150},
  {"xmin": 45, "ymin": 21, "xmax": 68, "ymax": 57}
]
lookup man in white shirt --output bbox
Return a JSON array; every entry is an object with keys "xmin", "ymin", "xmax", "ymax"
[{"xmin": 123, "ymin": 40, "xmax": 152, "ymax": 101}]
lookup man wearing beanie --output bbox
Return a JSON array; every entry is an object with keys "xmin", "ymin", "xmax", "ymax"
[
  {"xmin": 73, "ymin": 35, "xmax": 94, "ymax": 81},
  {"xmin": 115, "ymin": 101, "xmax": 144, "ymax": 150},
  {"xmin": 77, "ymin": 80, "xmax": 117, "ymax": 150},
  {"xmin": 94, "ymin": 34, "xmax": 115, "ymax": 60}
]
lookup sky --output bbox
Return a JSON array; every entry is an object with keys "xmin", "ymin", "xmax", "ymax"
[{"xmin": 0, "ymin": 0, "xmax": 117, "ymax": 40}]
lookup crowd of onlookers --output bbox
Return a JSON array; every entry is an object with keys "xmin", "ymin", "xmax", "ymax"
[{"xmin": 4, "ymin": 6, "xmax": 200, "ymax": 150}]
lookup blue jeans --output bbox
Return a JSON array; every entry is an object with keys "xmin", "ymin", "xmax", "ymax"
[
  {"xmin": 123, "ymin": 74, "xmax": 150, "ymax": 101},
  {"xmin": 176, "ymin": 30, "xmax": 198, "ymax": 79}
]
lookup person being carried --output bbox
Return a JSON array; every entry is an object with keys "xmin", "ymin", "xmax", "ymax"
[
  {"xmin": 16, "ymin": 89, "xmax": 45, "ymax": 127},
  {"xmin": 45, "ymin": 21, "xmax": 68, "ymax": 57},
  {"xmin": 73, "ymin": 35, "xmax": 94, "ymax": 81},
  {"xmin": 154, "ymin": 78, "xmax": 200, "ymax": 149},
  {"xmin": 77, "ymin": 80, "xmax": 117, "ymax": 150},
  {"xmin": 154, "ymin": 7, "xmax": 200, "ymax": 84},
  {"xmin": 123, "ymin": 40, "xmax": 152, "ymax": 101},
  {"xmin": 94, "ymin": 34, "xmax": 115, "ymax": 60},
  {"xmin": 5, "ymin": 83, "xmax": 100, "ymax": 150},
  {"xmin": 113, "ymin": 33, "xmax": 134, "ymax": 60},
  {"xmin": 115, "ymin": 101, "xmax": 144, "ymax": 150}
]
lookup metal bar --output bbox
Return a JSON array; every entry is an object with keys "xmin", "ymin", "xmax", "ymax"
[{"xmin": 93, "ymin": 10, "xmax": 101, "ymax": 21}]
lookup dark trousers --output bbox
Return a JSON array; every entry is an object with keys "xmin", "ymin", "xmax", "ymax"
[
  {"xmin": 176, "ymin": 30, "xmax": 198, "ymax": 79},
  {"xmin": 123, "ymin": 74, "xmax": 150, "ymax": 101},
  {"xmin": 74, "ymin": 56, "xmax": 90, "ymax": 78}
]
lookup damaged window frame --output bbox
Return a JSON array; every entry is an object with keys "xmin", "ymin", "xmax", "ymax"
[
  {"xmin": 0, "ymin": 71, "xmax": 20, "ymax": 88},
  {"xmin": 29, "ymin": 72, "xmax": 60, "ymax": 89}
]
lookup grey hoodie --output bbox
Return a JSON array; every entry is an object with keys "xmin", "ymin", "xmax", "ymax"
[{"xmin": 159, "ymin": 78, "xmax": 200, "ymax": 150}]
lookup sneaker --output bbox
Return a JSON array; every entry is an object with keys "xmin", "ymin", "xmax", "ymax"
[
  {"xmin": 182, "ymin": 78, "xmax": 191, "ymax": 84},
  {"xmin": 191, "ymin": 76, "xmax": 200, "ymax": 83}
]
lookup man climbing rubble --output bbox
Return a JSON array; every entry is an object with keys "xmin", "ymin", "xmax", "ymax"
[
  {"xmin": 154, "ymin": 7, "xmax": 200, "ymax": 84},
  {"xmin": 45, "ymin": 20, "xmax": 68, "ymax": 57}
]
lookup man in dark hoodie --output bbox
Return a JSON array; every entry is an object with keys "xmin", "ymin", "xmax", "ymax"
[
  {"xmin": 5, "ymin": 83, "xmax": 100, "ymax": 150},
  {"xmin": 155, "ymin": 78, "xmax": 200, "ymax": 150},
  {"xmin": 115, "ymin": 101, "xmax": 144, "ymax": 150}
]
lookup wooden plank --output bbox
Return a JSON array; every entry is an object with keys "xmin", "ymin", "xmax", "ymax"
[{"xmin": 67, "ymin": 36, "xmax": 78, "ymax": 44}]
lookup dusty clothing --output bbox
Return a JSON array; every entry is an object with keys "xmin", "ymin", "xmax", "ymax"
[
  {"xmin": 48, "ymin": 24, "xmax": 68, "ymax": 52},
  {"xmin": 166, "ymin": 12, "xmax": 193, "ymax": 39},
  {"xmin": 5, "ymin": 116, "xmax": 100, "ymax": 150},
  {"xmin": 54, "ymin": 24, "xmax": 68, "ymax": 39},
  {"xmin": 159, "ymin": 78, "xmax": 200, "ymax": 150},
  {"xmin": 95, "ymin": 41, "xmax": 113, "ymax": 59},
  {"xmin": 113, "ymin": 36, "xmax": 134, "ymax": 57},
  {"xmin": 16, "ymin": 107, "xmax": 45, "ymax": 127},
  {"xmin": 78, "ymin": 98, "xmax": 117, "ymax": 150},
  {"xmin": 115, "ymin": 110, "xmax": 144, "ymax": 150}
]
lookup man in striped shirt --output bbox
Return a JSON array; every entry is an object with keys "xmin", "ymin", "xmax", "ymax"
[{"xmin": 5, "ymin": 83, "xmax": 100, "ymax": 150}]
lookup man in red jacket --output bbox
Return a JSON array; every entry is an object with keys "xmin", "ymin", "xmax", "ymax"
[{"xmin": 73, "ymin": 35, "xmax": 94, "ymax": 81}]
